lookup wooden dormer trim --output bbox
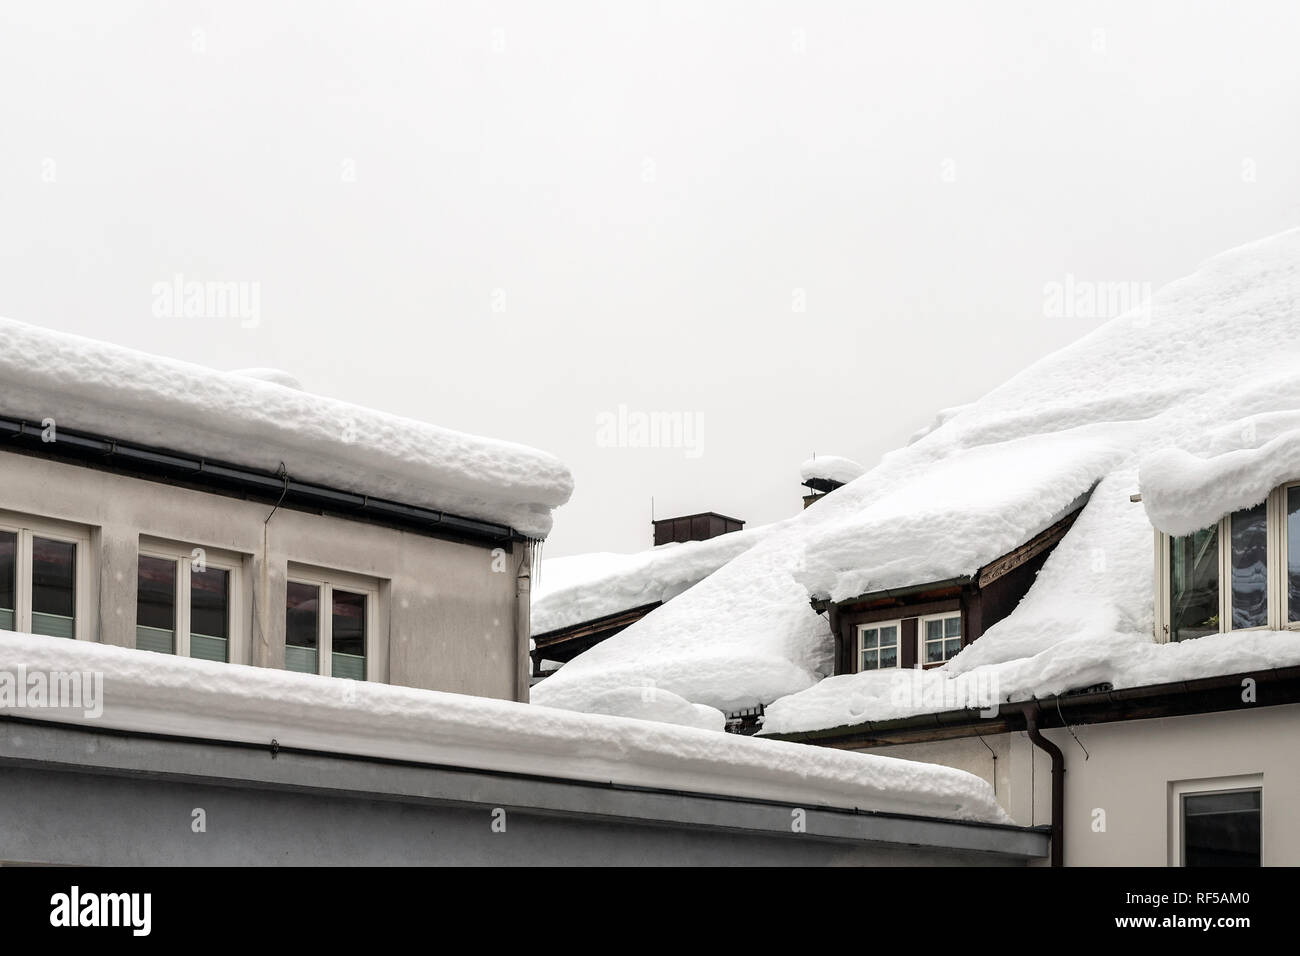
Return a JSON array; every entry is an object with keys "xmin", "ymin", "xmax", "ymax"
[
  {"xmin": 976, "ymin": 510, "xmax": 1082, "ymax": 589},
  {"xmin": 826, "ymin": 501, "xmax": 1087, "ymax": 676}
]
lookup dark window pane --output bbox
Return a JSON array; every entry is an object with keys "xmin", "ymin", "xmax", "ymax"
[
  {"xmin": 286, "ymin": 582, "xmax": 319, "ymax": 649},
  {"xmin": 190, "ymin": 566, "xmax": 228, "ymax": 639},
  {"xmin": 1183, "ymin": 790, "xmax": 1261, "ymax": 866},
  {"xmin": 137, "ymin": 556, "xmax": 176, "ymax": 631},
  {"xmin": 31, "ymin": 537, "xmax": 75, "ymax": 637},
  {"xmin": 1171, "ymin": 527, "xmax": 1219, "ymax": 641},
  {"xmin": 136, "ymin": 555, "xmax": 177, "ymax": 654},
  {"xmin": 190, "ymin": 565, "xmax": 229, "ymax": 662},
  {"xmin": 0, "ymin": 531, "xmax": 15, "ymax": 630},
  {"xmin": 1289, "ymin": 487, "xmax": 1300, "ymax": 623},
  {"xmin": 332, "ymin": 589, "xmax": 366, "ymax": 656},
  {"xmin": 1230, "ymin": 504, "xmax": 1268, "ymax": 628}
]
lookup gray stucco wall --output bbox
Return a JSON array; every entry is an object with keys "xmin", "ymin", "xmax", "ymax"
[{"xmin": 0, "ymin": 449, "xmax": 525, "ymax": 700}]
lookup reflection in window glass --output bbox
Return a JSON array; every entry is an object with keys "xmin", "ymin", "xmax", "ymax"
[
  {"xmin": 31, "ymin": 537, "xmax": 75, "ymax": 638},
  {"xmin": 1230, "ymin": 504, "xmax": 1268, "ymax": 629},
  {"xmin": 285, "ymin": 581, "xmax": 319, "ymax": 674},
  {"xmin": 1289, "ymin": 487, "xmax": 1300, "ymax": 624},
  {"xmin": 924, "ymin": 616, "xmax": 963, "ymax": 664},
  {"xmin": 859, "ymin": 624, "xmax": 899, "ymax": 671},
  {"xmin": 1182, "ymin": 789, "xmax": 1261, "ymax": 867},
  {"xmin": 191, "ymin": 566, "xmax": 229, "ymax": 662},
  {"xmin": 331, "ymin": 589, "xmax": 367, "ymax": 680},
  {"xmin": 136, "ymin": 555, "xmax": 177, "ymax": 654},
  {"xmin": 1170, "ymin": 527, "xmax": 1219, "ymax": 641},
  {"xmin": 0, "ymin": 531, "xmax": 15, "ymax": 632}
]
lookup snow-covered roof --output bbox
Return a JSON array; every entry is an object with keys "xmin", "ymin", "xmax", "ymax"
[
  {"xmin": 0, "ymin": 318, "xmax": 573, "ymax": 537},
  {"xmin": 0, "ymin": 630, "xmax": 1009, "ymax": 823},
  {"xmin": 800, "ymin": 455, "xmax": 866, "ymax": 486},
  {"xmin": 1140, "ymin": 411, "xmax": 1300, "ymax": 536},
  {"xmin": 534, "ymin": 227, "xmax": 1300, "ymax": 729},
  {"xmin": 532, "ymin": 525, "xmax": 774, "ymax": 636}
]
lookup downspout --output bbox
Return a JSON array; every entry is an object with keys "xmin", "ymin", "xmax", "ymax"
[
  {"xmin": 1024, "ymin": 703, "xmax": 1064, "ymax": 867},
  {"xmin": 515, "ymin": 542, "xmax": 533, "ymax": 703}
]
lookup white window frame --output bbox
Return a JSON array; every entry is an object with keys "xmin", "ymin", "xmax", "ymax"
[
  {"xmin": 137, "ymin": 537, "xmax": 245, "ymax": 662},
  {"xmin": 857, "ymin": 619, "xmax": 902, "ymax": 672},
  {"xmin": 1168, "ymin": 774, "xmax": 1263, "ymax": 867},
  {"xmin": 285, "ymin": 564, "xmax": 381, "ymax": 681},
  {"xmin": 1155, "ymin": 484, "xmax": 1293, "ymax": 642},
  {"xmin": 1279, "ymin": 481, "xmax": 1300, "ymax": 630},
  {"xmin": 0, "ymin": 509, "xmax": 94, "ymax": 641},
  {"xmin": 918, "ymin": 612, "xmax": 963, "ymax": 666}
]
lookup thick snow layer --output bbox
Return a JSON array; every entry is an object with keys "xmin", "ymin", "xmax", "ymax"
[
  {"xmin": 762, "ymin": 629, "xmax": 1300, "ymax": 734},
  {"xmin": 231, "ymin": 367, "xmax": 304, "ymax": 390},
  {"xmin": 800, "ymin": 455, "xmax": 866, "ymax": 485},
  {"xmin": 795, "ymin": 430, "xmax": 1123, "ymax": 602},
  {"xmin": 532, "ymin": 526, "xmax": 772, "ymax": 635},
  {"xmin": 1141, "ymin": 409, "xmax": 1300, "ymax": 536},
  {"xmin": 581, "ymin": 686, "xmax": 727, "ymax": 732},
  {"xmin": 907, "ymin": 404, "xmax": 975, "ymax": 446},
  {"xmin": 0, "ymin": 631, "xmax": 1008, "ymax": 823},
  {"xmin": 533, "ymin": 227, "xmax": 1300, "ymax": 728},
  {"xmin": 0, "ymin": 318, "xmax": 572, "ymax": 537}
]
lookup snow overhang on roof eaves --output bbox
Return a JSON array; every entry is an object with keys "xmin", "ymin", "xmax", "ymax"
[
  {"xmin": 762, "ymin": 666, "xmax": 1300, "ymax": 746},
  {"xmin": 0, "ymin": 317, "xmax": 573, "ymax": 538},
  {"xmin": 0, "ymin": 415, "xmax": 523, "ymax": 548},
  {"xmin": 809, "ymin": 491, "xmax": 1091, "ymax": 611}
]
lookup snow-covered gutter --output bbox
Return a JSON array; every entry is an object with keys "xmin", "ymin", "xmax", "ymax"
[
  {"xmin": 0, "ymin": 415, "xmax": 521, "ymax": 546},
  {"xmin": 762, "ymin": 666, "xmax": 1300, "ymax": 745}
]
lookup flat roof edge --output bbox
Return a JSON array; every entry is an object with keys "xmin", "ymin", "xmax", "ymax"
[{"xmin": 0, "ymin": 715, "xmax": 1049, "ymax": 860}]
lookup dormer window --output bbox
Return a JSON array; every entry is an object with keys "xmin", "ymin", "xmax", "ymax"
[{"xmin": 1158, "ymin": 483, "xmax": 1300, "ymax": 640}]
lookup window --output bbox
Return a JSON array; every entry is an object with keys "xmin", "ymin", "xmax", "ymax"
[
  {"xmin": 921, "ymin": 613, "xmax": 963, "ymax": 665},
  {"xmin": 136, "ymin": 541, "xmax": 242, "ymax": 662},
  {"xmin": 1158, "ymin": 483, "xmax": 1300, "ymax": 639},
  {"xmin": 858, "ymin": 621, "xmax": 900, "ymax": 671},
  {"xmin": 285, "ymin": 567, "xmax": 378, "ymax": 680},
  {"xmin": 0, "ymin": 514, "xmax": 91, "ymax": 640},
  {"xmin": 1171, "ymin": 777, "xmax": 1262, "ymax": 867},
  {"xmin": 1230, "ymin": 503, "xmax": 1268, "ymax": 628},
  {"xmin": 1169, "ymin": 525, "xmax": 1220, "ymax": 641}
]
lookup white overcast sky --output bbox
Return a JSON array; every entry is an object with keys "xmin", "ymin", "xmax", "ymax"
[{"xmin": 2, "ymin": 1, "xmax": 1298, "ymax": 556}]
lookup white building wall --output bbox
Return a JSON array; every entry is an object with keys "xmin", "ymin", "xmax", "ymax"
[{"xmin": 843, "ymin": 703, "xmax": 1300, "ymax": 865}]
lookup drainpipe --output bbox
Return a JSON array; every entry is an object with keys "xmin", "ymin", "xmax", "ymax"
[
  {"xmin": 515, "ymin": 544, "xmax": 533, "ymax": 703},
  {"xmin": 1024, "ymin": 703, "xmax": 1064, "ymax": 867}
]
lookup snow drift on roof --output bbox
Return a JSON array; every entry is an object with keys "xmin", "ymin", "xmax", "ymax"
[
  {"xmin": 1140, "ymin": 405, "xmax": 1300, "ymax": 536},
  {"xmin": 532, "ymin": 525, "xmax": 774, "ymax": 636},
  {"xmin": 0, "ymin": 318, "xmax": 573, "ymax": 537},
  {"xmin": 762, "ymin": 628, "xmax": 1300, "ymax": 735},
  {"xmin": 0, "ymin": 630, "xmax": 1009, "ymax": 823},
  {"xmin": 800, "ymin": 455, "xmax": 866, "ymax": 485},
  {"xmin": 532, "ymin": 227, "xmax": 1300, "ymax": 728}
]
